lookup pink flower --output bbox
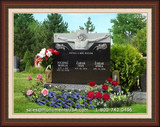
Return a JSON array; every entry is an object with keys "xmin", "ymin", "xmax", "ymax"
[
  {"xmin": 41, "ymin": 88, "xmax": 48, "ymax": 96},
  {"xmin": 28, "ymin": 76, "xmax": 32, "ymax": 80},
  {"xmin": 37, "ymin": 74, "xmax": 43, "ymax": 79},
  {"xmin": 35, "ymin": 78, "xmax": 38, "ymax": 81},
  {"xmin": 27, "ymin": 90, "xmax": 33, "ymax": 95}
]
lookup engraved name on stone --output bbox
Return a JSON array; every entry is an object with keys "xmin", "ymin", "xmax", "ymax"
[
  {"xmin": 75, "ymin": 61, "xmax": 87, "ymax": 70},
  {"xmin": 57, "ymin": 61, "xmax": 69, "ymax": 71},
  {"xmin": 93, "ymin": 61, "xmax": 106, "ymax": 71}
]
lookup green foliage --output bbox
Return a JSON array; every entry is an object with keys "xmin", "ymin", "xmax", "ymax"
[
  {"xmin": 14, "ymin": 14, "xmax": 36, "ymax": 59},
  {"xmin": 25, "ymin": 60, "xmax": 31, "ymax": 72},
  {"xmin": 110, "ymin": 44, "xmax": 146, "ymax": 93},
  {"xmin": 130, "ymin": 27, "xmax": 147, "ymax": 56},
  {"xmin": 19, "ymin": 61, "xmax": 26, "ymax": 71},
  {"xmin": 79, "ymin": 17, "xmax": 95, "ymax": 33},
  {"xmin": 105, "ymin": 92, "xmax": 134, "ymax": 108},
  {"xmin": 109, "ymin": 13, "xmax": 146, "ymax": 44},
  {"xmin": 19, "ymin": 50, "xmax": 32, "ymax": 71}
]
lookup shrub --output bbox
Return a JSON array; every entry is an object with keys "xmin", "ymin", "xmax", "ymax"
[
  {"xmin": 25, "ymin": 60, "xmax": 31, "ymax": 72},
  {"xmin": 19, "ymin": 50, "xmax": 32, "ymax": 71},
  {"xmin": 19, "ymin": 60, "xmax": 26, "ymax": 71},
  {"xmin": 110, "ymin": 44, "xmax": 146, "ymax": 93}
]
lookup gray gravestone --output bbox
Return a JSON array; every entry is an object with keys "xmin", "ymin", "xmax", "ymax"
[
  {"xmin": 14, "ymin": 56, "xmax": 20, "ymax": 72},
  {"xmin": 132, "ymin": 91, "xmax": 146, "ymax": 103},
  {"xmin": 52, "ymin": 30, "xmax": 111, "ymax": 85}
]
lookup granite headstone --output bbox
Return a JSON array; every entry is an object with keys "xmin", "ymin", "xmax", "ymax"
[{"xmin": 52, "ymin": 30, "xmax": 111, "ymax": 84}]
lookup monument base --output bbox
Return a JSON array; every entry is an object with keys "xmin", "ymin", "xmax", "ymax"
[
  {"xmin": 44, "ymin": 83, "xmax": 90, "ymax": 91},
  {"xmin": 44, "ymin": 83, "xmax": 121, "ymax": 92}
]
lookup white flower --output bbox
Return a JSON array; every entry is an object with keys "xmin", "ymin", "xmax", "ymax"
[
  {"xmin": 46, "ymin": 50, "xmax": 52, "ymax": 57},
  {"xmin": 37, "ymin": 48, "xmax": 46, "ymax": 58}
]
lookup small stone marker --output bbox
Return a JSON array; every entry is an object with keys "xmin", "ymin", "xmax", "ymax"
[
  {"xmin": 52, "ymin": 30, "xmax": 111, "ymax": 84},
  {"xmin": 14, "ymin": 56, "xmax": 20, "ymax": 72}
]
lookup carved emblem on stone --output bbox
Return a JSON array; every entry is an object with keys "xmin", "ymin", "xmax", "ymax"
[
  {"xmin": 55, "ymin": 44, "xmax": 69, "ymax": 50},
  {"xmin": 93, "ymin": 44, "xmax": 107, "ymax": 50}
]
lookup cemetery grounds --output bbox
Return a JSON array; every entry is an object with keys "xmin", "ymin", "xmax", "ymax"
[{"xmin": 14, "ymin": 71, "xmax": 146, "ymax": 113}]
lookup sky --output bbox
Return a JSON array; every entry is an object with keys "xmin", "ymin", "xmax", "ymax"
[{"xmin": 33, "ymin": 13, "xmax": 117, "ymax": 33}]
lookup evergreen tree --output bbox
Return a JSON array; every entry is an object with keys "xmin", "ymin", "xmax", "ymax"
[
  {"xmin": 79, "ymin": 17, "xmax": 95, "ymax": 33},
  {"xmin": 42, "ymin": 13, "xmax": 69, "ymax": 47},
  {"xmin": 14, "ymin": 14, "xmax": 36, "ymax": 59}
]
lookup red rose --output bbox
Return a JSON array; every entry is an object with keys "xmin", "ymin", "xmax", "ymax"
[
  {"xmin": 87, "ymin": 92, "xmax": 95, "ymax": 100},
  {"xmin": 96, "ymin": 92, "xmax": 102, "ymax": 99},
  {"xmin": 112, "ymin": 81, "xmax": 118, "ymax": 86},
  {"xmin": 48, "ymin": 48, "xmax": 55, "ymax": 54},
  {"xmin": 53, "ymin": 50, "xmax": 60, "ymax": 55},
  {"xmin": 89, "ymin": 81, "xmax": 95, "ymax": 87},
  {"xmin": 103, "ymin": 94, "xmax": 110, "ymax": 101},
  {"xmin": 102, "ymin": 84, "xmax": 109, "ymax": 90},
  {"xmin": 108, "ymin": 77, "xmax": 112, "ymax": 82}
]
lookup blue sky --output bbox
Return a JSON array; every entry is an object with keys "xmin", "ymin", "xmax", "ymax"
[{"xmin": 33, "ymin": 13, "xmax": 117, "ymax": 33}]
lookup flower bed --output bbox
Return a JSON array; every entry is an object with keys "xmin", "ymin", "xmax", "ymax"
[{"xmin": 22, "ymin": 75, "xmax": 134, "ymax": 109}]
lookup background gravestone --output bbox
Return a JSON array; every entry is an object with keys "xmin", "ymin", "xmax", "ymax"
[
  {"xmin": 14, "ymin": 56, "xmax": 20, "ymax": 72},
  {"xmin": 52, "ymin": 30, "xmax": 111, "ymax": 84},
  {"xmin": 139, "ymin": 57, "xmax": 147, "ymax": 92}
]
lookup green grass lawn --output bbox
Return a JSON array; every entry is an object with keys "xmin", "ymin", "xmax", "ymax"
[{"xmin": 14, "ymin": 72, "xmax": 147, "ymax": 113}]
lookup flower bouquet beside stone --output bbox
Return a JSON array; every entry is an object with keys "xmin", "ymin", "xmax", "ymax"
[{"xmin": 35, "ymin": 48, "xmax": 60, "ymax": 69}]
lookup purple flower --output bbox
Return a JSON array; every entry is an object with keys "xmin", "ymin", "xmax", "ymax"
[
  {"xmin": 81, "ymin": 104, "xmax": 85, "ymax": 107},
  {"xmin": 84, "ymin": 102, "xmax": 87, "ymax": 105},
  {"xmin": 55, "ymin": 104, "xmax": 59, "ymax": 108},
  {"xmin": 37, "ymin": 103, "xmax": 43, "ymax": 106},
  {"xmin": 89, "ymin": 101, "xmax": 92, "ymax": 104},
  {"xmin": 67, "ymin": 103, "xmax": 72, "ymax": 106},
  {"xmin": 77, "ymin": 105, "xmax": 82, "ymax": 109},
  {"xmin": 57, "ymin": 103, "xmax": 62, "ymax": 106},
  {"xmin": 41, "ymin": 101, "xmax": 46, "ymax": 104}
]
